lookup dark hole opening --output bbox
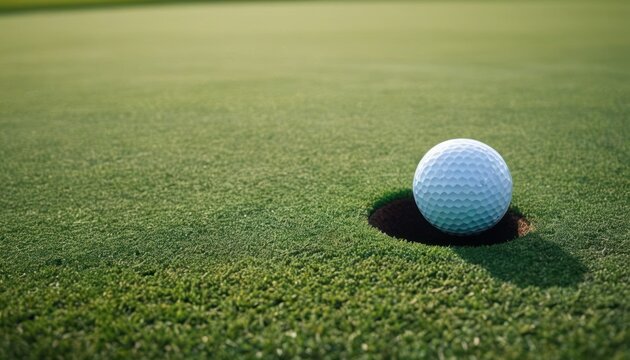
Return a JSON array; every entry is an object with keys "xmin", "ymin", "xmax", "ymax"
[{"xmin": 368, "ymin": 196, "xmax": 530, "ymax": 246}]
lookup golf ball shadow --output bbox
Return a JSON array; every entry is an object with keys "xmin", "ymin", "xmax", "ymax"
[{"xmin": 368, "ymin": 196, "xmax": 530, "ymax": 246}]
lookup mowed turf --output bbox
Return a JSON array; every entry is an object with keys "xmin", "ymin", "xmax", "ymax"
[{"xmin": 1, "ymin": 1, "xmax": 629, "ymax": 358}]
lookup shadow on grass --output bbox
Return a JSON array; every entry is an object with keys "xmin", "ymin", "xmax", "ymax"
[
  {"xmin": 369, "ymin": 189, "xmax": 586, "ymax": 288},
  {"xmin": 454, "ymin": 234, "xmax": 586, "ymax": 288}
]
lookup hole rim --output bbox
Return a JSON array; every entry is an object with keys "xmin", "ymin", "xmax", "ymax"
[{"xmin": 368, "ymin": 190, "xmax": 531, "ymax": 247}]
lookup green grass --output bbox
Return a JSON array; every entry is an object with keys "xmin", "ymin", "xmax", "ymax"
[{"xmin": 1, "ymin": 1, "xmax": 629, "ymax": 358}]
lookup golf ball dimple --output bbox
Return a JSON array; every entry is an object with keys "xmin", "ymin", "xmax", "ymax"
[{"xmin": 412, "ymin": 139, "xmax": 512, "ymax": 236}]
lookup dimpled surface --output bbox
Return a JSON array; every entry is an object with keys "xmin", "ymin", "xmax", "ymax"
[{"xmin": 413, "ymin": 139, "xmax": 512, "ymax": 235}]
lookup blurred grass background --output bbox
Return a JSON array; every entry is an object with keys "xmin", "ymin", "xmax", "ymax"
[{"xmin": 1, "ymin": 0, "xmax": 628, "ymax": 358}]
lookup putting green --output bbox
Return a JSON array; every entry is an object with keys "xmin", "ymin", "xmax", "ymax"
[{"xmin": 1, "ymin": 1, "xmax": 628, "ymax": 358}]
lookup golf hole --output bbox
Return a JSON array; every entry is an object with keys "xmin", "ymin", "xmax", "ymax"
[{"xmin": 368, "ymin": 196, "xmax": 531, "ymax": 246}]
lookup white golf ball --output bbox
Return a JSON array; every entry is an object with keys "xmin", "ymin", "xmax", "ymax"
[{"xmin": 412, "ymin": 139, "xmax": 512, "ymax": 235}]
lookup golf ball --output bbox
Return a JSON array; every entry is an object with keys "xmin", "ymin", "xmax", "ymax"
[{"xmin": 412, "ymin": 139, "xmax": 512, "ymax": 235}]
